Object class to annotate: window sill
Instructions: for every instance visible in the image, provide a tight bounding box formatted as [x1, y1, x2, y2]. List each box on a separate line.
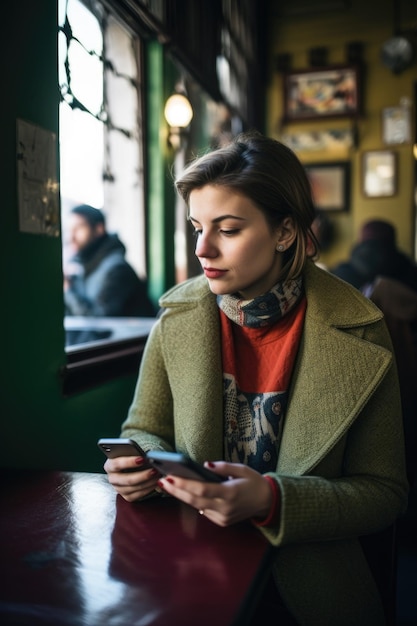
[61, 317, 156, 396]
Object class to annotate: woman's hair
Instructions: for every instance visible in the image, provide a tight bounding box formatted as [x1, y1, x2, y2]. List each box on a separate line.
[175, 130, 318, 280]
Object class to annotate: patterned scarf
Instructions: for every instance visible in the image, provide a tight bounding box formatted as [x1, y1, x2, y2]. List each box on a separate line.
[217, 277, 303, 328]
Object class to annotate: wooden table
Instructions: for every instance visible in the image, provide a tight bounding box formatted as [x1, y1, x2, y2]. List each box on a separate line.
[0, 469, 273, 626]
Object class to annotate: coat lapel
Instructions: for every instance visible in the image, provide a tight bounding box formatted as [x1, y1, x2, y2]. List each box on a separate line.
[278, 263, 393, 475]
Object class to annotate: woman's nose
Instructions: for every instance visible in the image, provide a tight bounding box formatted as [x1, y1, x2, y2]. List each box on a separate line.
[195, 232, 217, 259]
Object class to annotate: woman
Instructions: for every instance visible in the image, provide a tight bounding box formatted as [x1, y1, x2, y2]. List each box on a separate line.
[105, 131, 408, 625]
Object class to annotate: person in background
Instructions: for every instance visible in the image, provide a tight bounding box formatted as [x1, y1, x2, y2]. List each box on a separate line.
[331, 219, 417, 293]
[104, 132, 408, 626]
[64, 204, 156, 318]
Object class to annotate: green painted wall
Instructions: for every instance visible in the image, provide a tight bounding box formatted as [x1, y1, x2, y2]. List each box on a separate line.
[0, 1, 163, 473]
[266, 0, 417, 268]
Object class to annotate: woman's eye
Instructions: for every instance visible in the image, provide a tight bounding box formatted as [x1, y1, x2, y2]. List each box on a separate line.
[192, 228, 239, 237]
[221, 229, 239, 236]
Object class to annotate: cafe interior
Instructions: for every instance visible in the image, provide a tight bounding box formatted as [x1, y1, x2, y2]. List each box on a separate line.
[1, 0, 417, 624]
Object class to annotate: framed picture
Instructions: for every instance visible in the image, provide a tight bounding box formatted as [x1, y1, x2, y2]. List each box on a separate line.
[362, 150, 397, 198]
[281, 128, 355, 153]
[283, 65, 360, 122]
[305, 161, 350, 212]
[382, 106, 411, 145]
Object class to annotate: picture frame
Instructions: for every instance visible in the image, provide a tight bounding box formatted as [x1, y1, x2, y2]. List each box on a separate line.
[382, 106, 411, 145]
[283, 65, 360, 122]
[281, 128, 355, 153]
[362, 150, 397, 198]
[305, 161, 350, 212]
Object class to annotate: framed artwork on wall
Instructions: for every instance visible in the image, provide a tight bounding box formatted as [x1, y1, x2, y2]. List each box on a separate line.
[305, 161, 350, 212]
[382, 106, 411, 145]
[283, 65, 360, 122]
[362, 150, 397, 198]
[281, 128, 355, 153]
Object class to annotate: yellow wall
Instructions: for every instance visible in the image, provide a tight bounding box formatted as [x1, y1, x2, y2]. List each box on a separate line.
[266, 0, 417, 268]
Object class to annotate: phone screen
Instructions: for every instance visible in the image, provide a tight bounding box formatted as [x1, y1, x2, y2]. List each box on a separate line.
[147, 451, 226, 482]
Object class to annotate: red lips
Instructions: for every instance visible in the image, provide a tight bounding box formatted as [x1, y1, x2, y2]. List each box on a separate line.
[203, 268, 228, 279]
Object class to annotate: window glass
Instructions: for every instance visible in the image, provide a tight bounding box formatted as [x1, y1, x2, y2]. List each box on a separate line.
[59, 0, 104, 212]
[58, 0, 153, 350]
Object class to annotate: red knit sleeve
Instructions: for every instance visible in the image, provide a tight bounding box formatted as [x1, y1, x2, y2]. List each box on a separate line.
[251, 475, 281, 527]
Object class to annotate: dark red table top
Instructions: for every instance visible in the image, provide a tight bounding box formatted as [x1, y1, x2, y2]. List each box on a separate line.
[0, 469, 273, 626]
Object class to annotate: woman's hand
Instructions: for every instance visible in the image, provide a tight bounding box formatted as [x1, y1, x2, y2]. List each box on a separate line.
[156, 461, 274, 526]
[104, 455, 161, 502]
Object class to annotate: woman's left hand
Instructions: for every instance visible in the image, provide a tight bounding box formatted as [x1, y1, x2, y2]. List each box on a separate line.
[156, 461, 273, 526]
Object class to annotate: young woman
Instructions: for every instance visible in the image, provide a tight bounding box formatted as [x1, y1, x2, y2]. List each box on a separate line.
[104, 131, 408, 625]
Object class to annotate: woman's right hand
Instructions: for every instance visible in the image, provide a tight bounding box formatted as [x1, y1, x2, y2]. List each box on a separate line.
[104, 456, 161, 502]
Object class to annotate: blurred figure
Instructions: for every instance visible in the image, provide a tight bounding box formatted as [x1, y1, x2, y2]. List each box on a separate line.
[331, 219, 417, 292]
[64, 204, 156, 318]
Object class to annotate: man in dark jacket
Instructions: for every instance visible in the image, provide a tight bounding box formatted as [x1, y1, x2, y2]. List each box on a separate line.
[64, 204, 156, 318]
[331, 219, 417, 293]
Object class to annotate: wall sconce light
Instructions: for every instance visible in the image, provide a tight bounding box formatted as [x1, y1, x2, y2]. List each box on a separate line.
[164, 93, 193, 150]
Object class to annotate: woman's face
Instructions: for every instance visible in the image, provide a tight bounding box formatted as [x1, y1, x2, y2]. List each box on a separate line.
[189, 185, 292, 299]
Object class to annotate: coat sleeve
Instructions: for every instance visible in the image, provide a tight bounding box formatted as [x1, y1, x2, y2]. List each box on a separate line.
[120, 317, 176, 452]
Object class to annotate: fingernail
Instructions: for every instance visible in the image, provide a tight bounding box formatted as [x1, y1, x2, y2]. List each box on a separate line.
[165, 477, 175, 484]
[207, 461, 215, 468]
[149, 468, 159, 477]
[157, 480, 165, 489]
[135, 457, 145, 465]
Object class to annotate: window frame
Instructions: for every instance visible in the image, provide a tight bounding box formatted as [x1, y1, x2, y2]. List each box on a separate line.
[61, 330, 151, 396]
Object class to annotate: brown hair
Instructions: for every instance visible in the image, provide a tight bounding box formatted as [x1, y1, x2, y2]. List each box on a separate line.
[175, 130, 318, 280]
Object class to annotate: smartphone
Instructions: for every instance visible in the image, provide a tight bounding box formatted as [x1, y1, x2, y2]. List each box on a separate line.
[97, 438, 152, 471]
[147, 450, 227, 483]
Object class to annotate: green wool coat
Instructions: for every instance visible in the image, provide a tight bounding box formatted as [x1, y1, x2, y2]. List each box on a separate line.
[122, 261, 409, 626]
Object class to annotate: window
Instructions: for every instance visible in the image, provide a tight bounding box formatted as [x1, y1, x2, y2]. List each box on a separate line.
[58, 0, 154, 393]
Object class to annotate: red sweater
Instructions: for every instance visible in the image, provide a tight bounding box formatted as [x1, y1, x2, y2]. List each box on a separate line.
[220, 296, 307, 474]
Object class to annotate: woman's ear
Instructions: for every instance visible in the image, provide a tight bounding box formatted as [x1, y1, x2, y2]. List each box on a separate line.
[275, 217, 297, 252]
